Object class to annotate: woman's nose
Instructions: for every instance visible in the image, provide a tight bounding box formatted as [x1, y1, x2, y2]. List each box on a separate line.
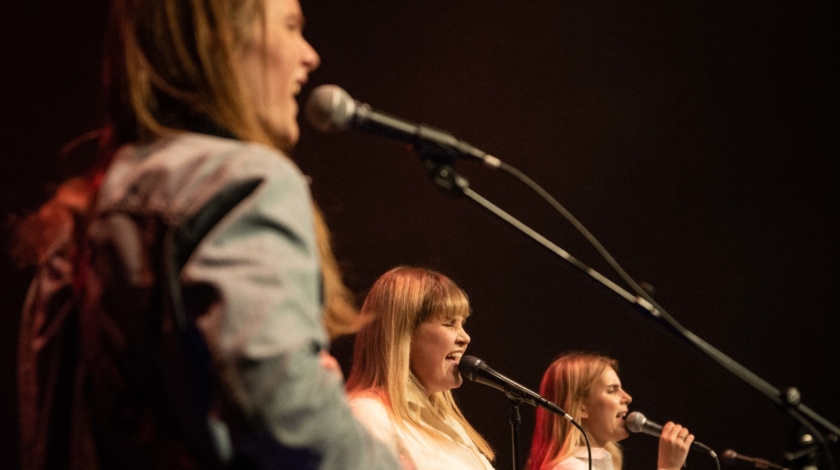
[303, 39, 320, 72]
[458, 328, 471, 346]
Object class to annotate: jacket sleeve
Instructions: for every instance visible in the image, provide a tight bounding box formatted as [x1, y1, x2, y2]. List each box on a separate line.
[178, 148, 401, 470]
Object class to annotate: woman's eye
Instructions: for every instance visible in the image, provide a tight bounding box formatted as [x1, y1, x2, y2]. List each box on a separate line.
[285, 20, 303, 33]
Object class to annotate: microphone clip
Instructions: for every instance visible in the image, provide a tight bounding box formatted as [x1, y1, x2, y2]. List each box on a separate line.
[424, 160, 470, 195]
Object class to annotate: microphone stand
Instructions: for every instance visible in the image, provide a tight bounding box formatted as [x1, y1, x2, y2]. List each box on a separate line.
[421, 158, 838, 470]
[510, 400, 523, 470]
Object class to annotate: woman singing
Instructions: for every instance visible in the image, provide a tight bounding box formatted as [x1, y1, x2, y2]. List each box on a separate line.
[528, 352, 692, 470]
[15, 0, 400, 468]
[346, 266, 496, 470]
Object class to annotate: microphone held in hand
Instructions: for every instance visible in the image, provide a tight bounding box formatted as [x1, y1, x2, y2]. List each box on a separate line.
[458, 355, 572, 420]
[625, 412, 716, 456]
[722, 449, 788, 470]
[304, 85, 499, 166]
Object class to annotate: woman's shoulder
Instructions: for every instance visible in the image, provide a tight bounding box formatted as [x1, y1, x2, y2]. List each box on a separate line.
[101, 132, 309, 218]
[111, 132, 302, 186]
[347, 392, 403, 453]
[164, 132, 302, 179]
[348, 392, 390, 418]
[544, 455, 593, 470]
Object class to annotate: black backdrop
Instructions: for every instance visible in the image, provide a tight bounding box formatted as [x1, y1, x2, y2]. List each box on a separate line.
[2, 1, 837, 469]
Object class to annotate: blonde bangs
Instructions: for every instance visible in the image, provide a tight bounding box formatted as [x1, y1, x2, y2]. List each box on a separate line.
[423, 279, 471, 323]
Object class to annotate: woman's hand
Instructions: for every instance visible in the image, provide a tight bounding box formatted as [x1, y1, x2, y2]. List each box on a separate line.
[657, 421, 693, 470]
[398, 453, 418, 470]
[318, 350, 343, 379]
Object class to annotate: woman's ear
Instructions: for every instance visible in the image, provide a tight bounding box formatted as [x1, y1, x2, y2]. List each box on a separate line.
[579, 404, 589, 419]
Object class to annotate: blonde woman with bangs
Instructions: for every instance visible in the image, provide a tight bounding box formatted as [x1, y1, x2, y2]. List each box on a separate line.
[15, 0, 401, 469]
[346, 266, 495, 470]
[527, 353, 692, 470]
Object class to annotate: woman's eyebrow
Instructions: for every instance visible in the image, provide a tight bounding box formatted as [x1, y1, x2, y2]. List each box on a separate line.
[285, 11, 306, 26]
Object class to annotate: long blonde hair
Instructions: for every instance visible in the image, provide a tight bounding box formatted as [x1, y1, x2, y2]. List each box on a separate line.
[14, 0, 363, 338]
[528, 352, 623, 470]
[103, 0, 271, 148]
[346, 266, 495, 461]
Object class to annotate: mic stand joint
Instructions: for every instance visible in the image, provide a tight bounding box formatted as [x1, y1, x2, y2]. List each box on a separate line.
[424, 160, 469, 194]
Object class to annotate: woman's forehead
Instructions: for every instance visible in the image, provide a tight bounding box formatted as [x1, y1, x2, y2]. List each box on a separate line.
[433, 309, 470, 321]
[596, 366, 620, 385]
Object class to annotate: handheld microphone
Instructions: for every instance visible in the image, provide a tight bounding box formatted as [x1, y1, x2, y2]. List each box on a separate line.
[304, 85, 499, 166]
[458, 355, 572, 420]
[625, 412, 716, 457]
[722, 449, 788, 470]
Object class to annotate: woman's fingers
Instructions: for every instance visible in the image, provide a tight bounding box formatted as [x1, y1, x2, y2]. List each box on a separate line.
[658, 422, 692, 470]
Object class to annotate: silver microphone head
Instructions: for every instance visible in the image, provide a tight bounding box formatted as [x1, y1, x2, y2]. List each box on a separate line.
[722, 450, 738, 465]
[624, 411, 647, 433]
[304, 84, 357, 133]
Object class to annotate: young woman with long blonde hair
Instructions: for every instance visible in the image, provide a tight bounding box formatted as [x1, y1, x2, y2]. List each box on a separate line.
[346, 266, 495, 470]
[528, 352, 692, 470]
[15, 1, 399, 468]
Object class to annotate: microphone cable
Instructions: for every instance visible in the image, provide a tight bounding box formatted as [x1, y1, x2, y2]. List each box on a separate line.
[480, 160, 835, 470]
[494, 160, 667, 322]
[579, 421, 593, 470]
[565, 420, 594, 470]
[303, 84, 837, 468]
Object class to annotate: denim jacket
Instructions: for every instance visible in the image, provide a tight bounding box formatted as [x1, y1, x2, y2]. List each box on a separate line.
[19, 132, 400, 469]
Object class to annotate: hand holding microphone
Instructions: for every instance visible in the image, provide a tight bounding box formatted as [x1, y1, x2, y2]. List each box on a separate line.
[625, 411, 716, 463]
[658, 421, 697, 470]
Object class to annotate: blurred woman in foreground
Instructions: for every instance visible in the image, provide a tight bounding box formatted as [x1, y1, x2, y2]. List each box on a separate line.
[15, 0, 399, 468]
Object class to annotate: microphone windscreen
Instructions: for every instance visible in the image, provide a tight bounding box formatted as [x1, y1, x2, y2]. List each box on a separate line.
[458, 355, 483, 381]
[304, 85, 356, 133]
[625, 411, 647, 433]
[722, 450, 737, 465]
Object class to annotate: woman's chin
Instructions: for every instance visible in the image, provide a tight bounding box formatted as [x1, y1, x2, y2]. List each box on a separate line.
[260, 115, 299, 150]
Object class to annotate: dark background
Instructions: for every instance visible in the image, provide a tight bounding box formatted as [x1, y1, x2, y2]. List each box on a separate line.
[2, 1, 837, 469]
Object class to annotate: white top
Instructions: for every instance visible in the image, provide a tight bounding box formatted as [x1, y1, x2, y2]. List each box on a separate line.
[547, 447, 615, 470]
[349, 396, 494, 470]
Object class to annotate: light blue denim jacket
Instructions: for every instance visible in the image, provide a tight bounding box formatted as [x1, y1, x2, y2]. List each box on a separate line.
[78, 132, 400, 469]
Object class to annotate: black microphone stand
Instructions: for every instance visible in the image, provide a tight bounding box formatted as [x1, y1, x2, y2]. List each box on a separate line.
[510, 399, 523, 470]
[424, 159, 589, 470]
[420, 157, 838, 470]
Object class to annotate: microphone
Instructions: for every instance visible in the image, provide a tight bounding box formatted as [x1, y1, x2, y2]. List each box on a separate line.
[458, 355, 572, 420]
[304, 85, 500, 167]
[625, 412, 716, 457]
[722, 449, 788, 470]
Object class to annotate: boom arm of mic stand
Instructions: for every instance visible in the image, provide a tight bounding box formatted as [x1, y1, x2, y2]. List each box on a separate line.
[422, 160, 839, 458]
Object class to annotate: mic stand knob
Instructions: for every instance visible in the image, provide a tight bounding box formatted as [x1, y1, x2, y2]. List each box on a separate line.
[424, 160, 470, 194]
[785, 427, 822, 470]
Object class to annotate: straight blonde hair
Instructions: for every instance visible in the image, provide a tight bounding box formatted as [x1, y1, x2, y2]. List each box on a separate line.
[528, 352, 623, 470]
[346, 266, 495, 461]
[103, 0, 271, 148]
